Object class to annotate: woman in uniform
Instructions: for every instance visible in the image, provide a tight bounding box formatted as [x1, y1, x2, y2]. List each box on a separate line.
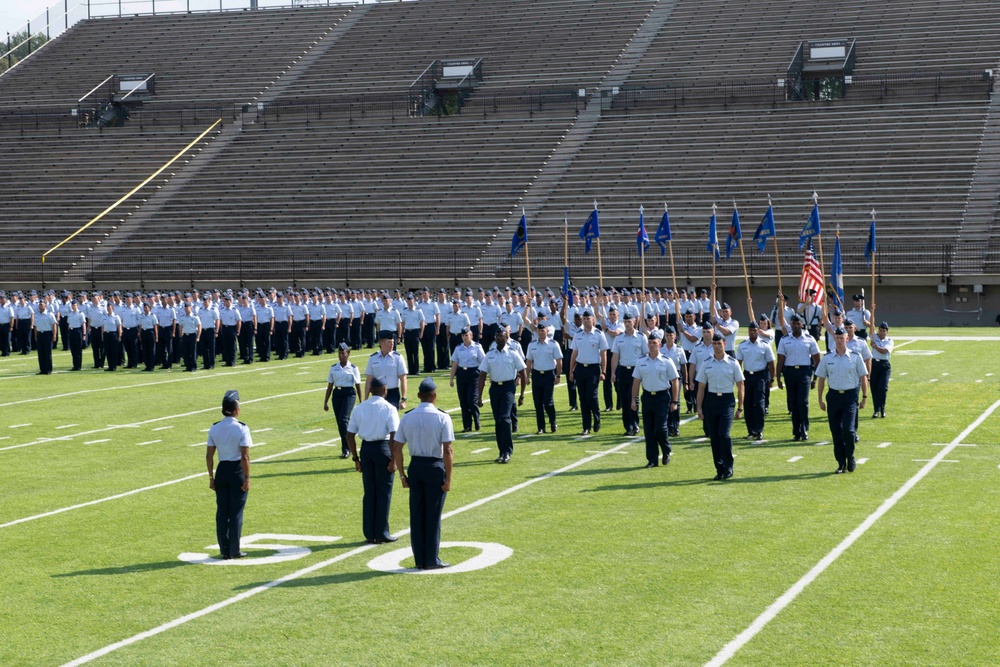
[324, 342, 363, 459]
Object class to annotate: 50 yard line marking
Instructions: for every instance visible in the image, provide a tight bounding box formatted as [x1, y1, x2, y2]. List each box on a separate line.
[704, 397, 1000, 667]
[61, 437, 633, 667]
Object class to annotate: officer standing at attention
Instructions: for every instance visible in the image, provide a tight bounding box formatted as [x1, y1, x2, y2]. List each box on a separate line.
[102, 303, 123, 372]
[218, 294, 242, 367]
[816, 327, 869, 473]
[610, 313, 645, 436]
[306, 291, 326, 356]
[736, 321, 775, 441]
[417, 287, 440, 374]
[14, 293, 35, 355]
[154, 295, 176, 369]
[66, 298, 87, 371]
[869, 322, 893, 418]
[630, 334, 681, 468]
[33, 300, 58, 375]
[525, 322, 563, 434]
[568, 309, 610, 436]
[477, 328, 527, 463]
[254, 292, 275, 363]
[236, 293, 257, 364]
[197, 295, 220, 370]
[434, 288, 451, 370]
[392, 378, 455, 570]
[660, 326, 688, 437]
[845, 294, 872, 339]
[272, 292, 292, 360]
[479, 290, 502, 344]
[138, 301, 158, 372]
[0, 291, 13, 357]
[86, 294, 103, 367]
[696, 334, 745, 480]
[375, 292, 404, 343]
[449, 327, 485, 433]
[365, 330, 408, 408]
[325, 343, 363, 459]
[443, 300, 472, 355]
[400, 292, 425, 375]
[206, 390, 252, 560]
[289, 291, 309, 358]
[178, 303, 202, 372]
[776, 314, 821, 441]
[346, 377, 400, 544]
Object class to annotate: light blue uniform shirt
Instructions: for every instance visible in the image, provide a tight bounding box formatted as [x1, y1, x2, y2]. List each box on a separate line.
[480, 303, 502, 327]
[571, 328, 609, 364]
[365, 351, 407, 388]
[178, 314, 200, 334]
[870, 334, 893, 361]
[307, 302, 325, 322]
[272, 303, 291, 322]
[67, 310, 87, 329]
[395, 402, 455, 458]
[499, 310, 523, 335]
[34, 310, 57, 331]
[661, 343, 687, 377]
[375, 307, 402, 332]
[633, 353, 679, 391]
[714, 316, 739, 352]
[0, 303, 12, 324]
[207, 416, 252, 462]
[119, 305, 140, 328]
[138, 312, 157, 330]
[197, 306, 219, 329]
[219, 305, 242, 327]
[526, 338, 563, 371]
[478, 344, 526, 381]
[696, 354, 745, 393]
[347, 395, 399, 441]
[461, 303, 483, 327]
[153, 305, 176, 327]
[444, 310, 472, 333]
[451, 342, 485, 369]
[846, 336, 872, 362]
[736, 338, 775, 372]
[328, 361, 361, 388]
[611, 330, 646, 368]
[417, 300, 440, 324]
[777, 332, 820, 366]
[102, 312, 122, 331]
[815, 349, 868, 390]
[401, 307, 425, 330]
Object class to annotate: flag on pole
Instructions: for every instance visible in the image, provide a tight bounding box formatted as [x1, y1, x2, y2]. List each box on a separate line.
[563, 266, 572, 306]
[798, 245, 824, 305]
[707, 210, 721, 262]
[726, 206, 742, 259]
[753, 205, 776, 254]
[799, 203, 821, 249]
[654, 209, 671, 255]
[864, 218, 877, 265]
[579, 202, 600, 254]
[511, 209, 527, 257]
[830, 236, 844, 307]
[637, 206, 650, 256]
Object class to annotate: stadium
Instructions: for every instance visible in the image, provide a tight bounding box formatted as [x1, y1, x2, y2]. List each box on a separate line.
[1, 1, 999, 665]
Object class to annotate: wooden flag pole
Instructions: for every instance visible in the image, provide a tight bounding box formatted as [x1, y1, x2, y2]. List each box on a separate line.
[870, 209, 877, 326]
[665, 203, 679, 297]
[596, 237, 604, 293]
[564, 214, 569, 270]
[735, 201, 753, 323]
[524, 235, 532, 298]
[769, 196, 783, 300]
[832, 227, 844, 313]
[812, 192, 829, 310]
[711, 203, 718, 288]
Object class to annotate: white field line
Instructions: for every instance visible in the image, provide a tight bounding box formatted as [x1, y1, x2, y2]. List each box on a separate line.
[0, 359, 323, 405]
[531, 449, 550, 456]
[703, 397, 1000, 667]
[55, 424, 79, 430]
[787, 456, 803, 463]
[0, 388, 327, 453]
[61, 439, 636, 667]
[152, 426, 174, 432]
[856, 458, 868, 465]
[877, 442, 892, 448]
[1, 402, 471, 530]
[136, 440, 162, 447]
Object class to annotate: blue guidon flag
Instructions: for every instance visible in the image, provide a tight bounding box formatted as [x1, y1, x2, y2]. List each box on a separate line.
[511, 209, 528, 257]
[726, 205, 742, 259]
[800, 196, 821, 249]
[654, 208, 672, 255]
[637, 206, 650, 256]
[753, 204, 776, 254]
[864, 215, 877, 266]
[579, 201, 600, 254]
[707, 208, 721, 262]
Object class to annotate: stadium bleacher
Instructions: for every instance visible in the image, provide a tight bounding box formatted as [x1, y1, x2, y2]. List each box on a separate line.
[0, 0, 998, 289]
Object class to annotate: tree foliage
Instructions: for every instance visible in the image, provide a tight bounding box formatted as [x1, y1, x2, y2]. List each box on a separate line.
[0, 31, 49, 73]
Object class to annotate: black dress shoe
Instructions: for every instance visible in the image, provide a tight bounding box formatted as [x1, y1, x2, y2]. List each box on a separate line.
[581, 429, 589, 436]
[339, 452, 350, 459]
[474, 423, 481, 431]
[569, 406, 578, 412]
[500, 454, 510, 463]
[880, 410, 886, 418]
[550, 424, 557, 432]
[645, 462, 658, 468]
[376, 536, 398, 543]
[662, 453, 671, 465]
[847, 458, 857, 472]
[713, 473, 723, 481]
[802, 432, 808, 440]
[722, 471, 733, 480]
[494, 456, 504, 464]
[593, 422, 600, 433]
[461, 428, 472, 433]
[835, 466, 846, 474]
[423, 562, 450, 570]
[232, 552, 248, 559]
[872, 412, 879, 419]
[536, 429, 545, 435]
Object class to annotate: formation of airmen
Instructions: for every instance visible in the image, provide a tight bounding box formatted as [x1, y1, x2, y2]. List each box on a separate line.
[2, 282, 891, 478]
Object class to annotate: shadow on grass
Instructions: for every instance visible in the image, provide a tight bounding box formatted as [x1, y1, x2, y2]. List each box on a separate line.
[53, 560, 190, 577]
[583, 470, 834, 492]
[237, 569, 392, 590]
[255, 456, 339, 465]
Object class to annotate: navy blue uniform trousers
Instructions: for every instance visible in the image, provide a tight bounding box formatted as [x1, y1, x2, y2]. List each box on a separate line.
[215, 460, 248, 558]
[641, 390, 671, 464]
[408, 456, 447, 569]
[455, 368, 480, 431]
[704, 392, 735, 475]
[743, 370, 768, 435]
[827, 389, 859, 467]
[361, 439, 394, 542]
[489, 380, 517, 457]
[531, 369, 556, 432]
[783, 366, 812, 437]
[331, 388, 356, 456]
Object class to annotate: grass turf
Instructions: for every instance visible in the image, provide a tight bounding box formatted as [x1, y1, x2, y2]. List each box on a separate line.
[0, 329, 997, 666]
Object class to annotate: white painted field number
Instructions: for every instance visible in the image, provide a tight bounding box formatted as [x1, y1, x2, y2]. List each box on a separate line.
[178, 533, 342, 566]
[366, 541, 513, 575]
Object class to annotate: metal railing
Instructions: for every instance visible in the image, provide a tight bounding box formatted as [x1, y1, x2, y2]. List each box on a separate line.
[3, 241, 995, 288]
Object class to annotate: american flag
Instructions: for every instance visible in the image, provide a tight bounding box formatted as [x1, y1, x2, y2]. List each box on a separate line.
[798, 247, 824, 305]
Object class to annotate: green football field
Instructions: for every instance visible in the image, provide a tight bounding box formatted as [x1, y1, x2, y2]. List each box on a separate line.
[1, 328, 997, 666]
